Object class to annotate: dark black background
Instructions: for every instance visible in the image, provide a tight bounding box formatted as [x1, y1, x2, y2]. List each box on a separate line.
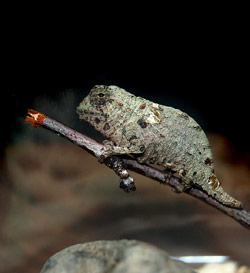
[2, 39, 249, 157]
[1, 0, 249, 159]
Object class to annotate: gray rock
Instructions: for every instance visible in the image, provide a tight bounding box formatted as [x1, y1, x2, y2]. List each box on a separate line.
[40, 240, 196, 273]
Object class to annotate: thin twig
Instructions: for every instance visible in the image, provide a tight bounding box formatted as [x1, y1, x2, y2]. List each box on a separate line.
[25, 109, 250, 230]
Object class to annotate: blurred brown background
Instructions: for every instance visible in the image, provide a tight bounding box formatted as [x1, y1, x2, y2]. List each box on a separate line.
[1, 68, 250, 272]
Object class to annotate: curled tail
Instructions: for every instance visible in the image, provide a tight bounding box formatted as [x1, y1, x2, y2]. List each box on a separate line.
[202, 175, 243, 209]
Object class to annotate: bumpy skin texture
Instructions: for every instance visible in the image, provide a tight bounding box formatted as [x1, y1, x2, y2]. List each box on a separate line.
[77, 85, 242, 208]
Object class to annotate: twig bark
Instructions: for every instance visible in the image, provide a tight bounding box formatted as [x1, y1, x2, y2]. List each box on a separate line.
[25, 109, 250, 230]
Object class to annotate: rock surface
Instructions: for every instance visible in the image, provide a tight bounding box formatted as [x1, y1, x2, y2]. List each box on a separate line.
[40, 240, 196, 273]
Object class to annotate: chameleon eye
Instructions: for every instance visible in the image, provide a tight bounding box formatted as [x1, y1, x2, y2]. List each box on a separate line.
[98, 93, 105, 98]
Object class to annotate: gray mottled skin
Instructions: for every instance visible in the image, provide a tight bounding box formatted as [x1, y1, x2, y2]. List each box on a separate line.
[77, 85, 242, 208]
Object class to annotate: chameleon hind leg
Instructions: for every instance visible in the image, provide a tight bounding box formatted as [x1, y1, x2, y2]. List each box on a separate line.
[163, 165, 192, 193]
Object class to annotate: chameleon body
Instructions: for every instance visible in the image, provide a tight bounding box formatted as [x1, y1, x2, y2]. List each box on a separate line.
[77, 85, 242, 208]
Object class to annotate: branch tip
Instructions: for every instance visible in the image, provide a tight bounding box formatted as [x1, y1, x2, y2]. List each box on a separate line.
[25, 109, 46, 127]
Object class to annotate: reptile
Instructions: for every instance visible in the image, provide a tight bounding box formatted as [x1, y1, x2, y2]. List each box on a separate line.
[76, 85, 243, 209]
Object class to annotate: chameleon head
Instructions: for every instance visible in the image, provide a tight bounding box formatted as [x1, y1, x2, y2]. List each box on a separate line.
[76, 85, 121, 133]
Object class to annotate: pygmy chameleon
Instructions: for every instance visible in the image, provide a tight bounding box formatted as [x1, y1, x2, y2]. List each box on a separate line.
[77, 85, 243, 209]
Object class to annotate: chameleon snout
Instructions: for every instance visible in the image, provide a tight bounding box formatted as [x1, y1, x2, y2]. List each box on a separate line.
[76, 105, 82, 114]
[76, 104, 86, 118]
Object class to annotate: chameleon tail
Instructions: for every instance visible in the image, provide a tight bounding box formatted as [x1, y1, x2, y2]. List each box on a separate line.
[203, 175, 243, 209]
[213, 184, 243, 208]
